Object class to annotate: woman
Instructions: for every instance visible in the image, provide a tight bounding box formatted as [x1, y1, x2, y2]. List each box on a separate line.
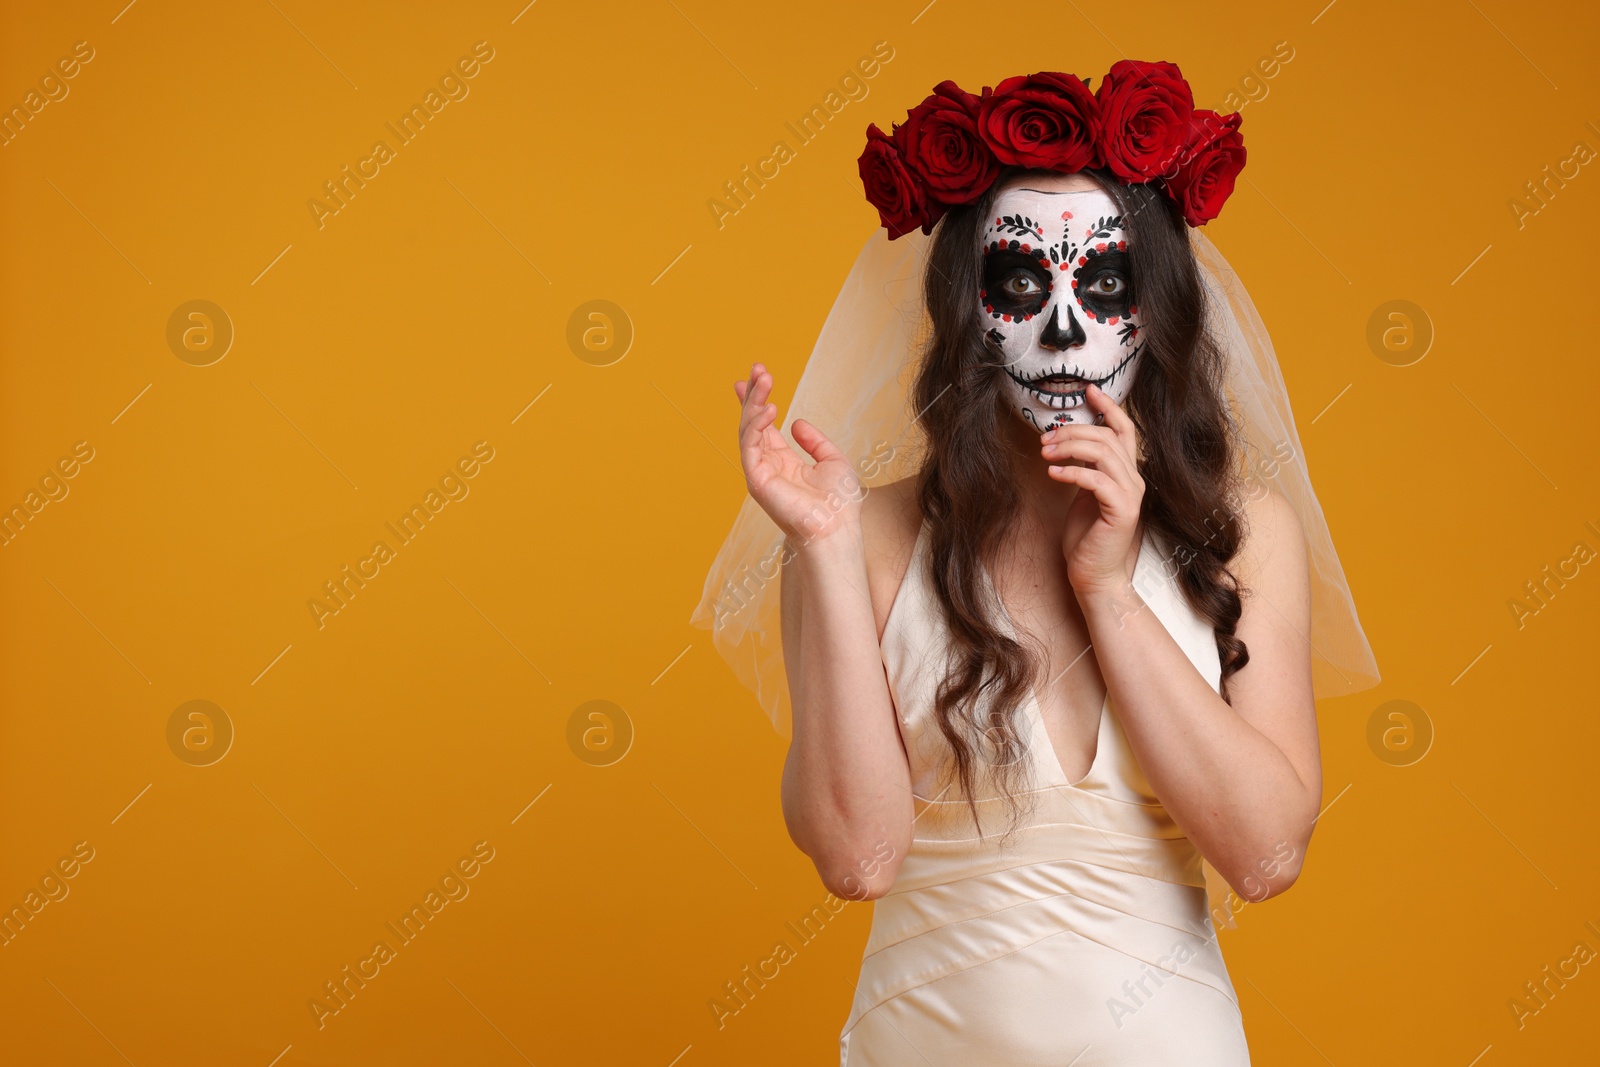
[701, 64, 1379, 1066]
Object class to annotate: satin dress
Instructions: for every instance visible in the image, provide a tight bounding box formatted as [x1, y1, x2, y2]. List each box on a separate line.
[839, 523, 1251, 1066]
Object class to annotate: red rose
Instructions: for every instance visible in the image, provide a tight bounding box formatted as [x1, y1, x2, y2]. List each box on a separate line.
[896, 81, 999, 206]
[977, 72, 1102, 171]
[858, 123, 943, 239]
[1165, 110, 1246, 226]
[1095, 59, 1195, 181]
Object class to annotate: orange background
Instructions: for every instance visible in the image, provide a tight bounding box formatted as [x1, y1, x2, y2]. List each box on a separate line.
[2, 1, 1597, 1063]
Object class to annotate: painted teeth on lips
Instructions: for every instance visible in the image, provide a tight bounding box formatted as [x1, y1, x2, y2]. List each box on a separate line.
[1035, 374, 1087, 395]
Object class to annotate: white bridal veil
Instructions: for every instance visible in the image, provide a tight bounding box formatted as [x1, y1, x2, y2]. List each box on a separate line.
[689, 220, 1381, 922]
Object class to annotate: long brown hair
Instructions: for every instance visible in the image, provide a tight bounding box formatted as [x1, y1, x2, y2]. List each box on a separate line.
[911, 166, 1249, 838]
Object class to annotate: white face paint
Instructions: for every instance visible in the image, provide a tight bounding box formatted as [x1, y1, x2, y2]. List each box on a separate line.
[978, 183, 1143, 433]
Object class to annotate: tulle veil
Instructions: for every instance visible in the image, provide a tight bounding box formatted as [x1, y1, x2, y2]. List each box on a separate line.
[690, 219, 1381, 926]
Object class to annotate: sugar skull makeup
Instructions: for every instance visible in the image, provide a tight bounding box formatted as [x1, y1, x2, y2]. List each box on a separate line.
[979, 183, 1143, 433]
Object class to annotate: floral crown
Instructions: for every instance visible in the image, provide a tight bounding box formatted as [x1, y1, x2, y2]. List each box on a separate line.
[857, 61, 1246, 239]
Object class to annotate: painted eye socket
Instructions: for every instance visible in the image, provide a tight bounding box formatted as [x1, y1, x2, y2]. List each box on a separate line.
[1072, 248, 1134, 321]
[982, 249, 1052, 317]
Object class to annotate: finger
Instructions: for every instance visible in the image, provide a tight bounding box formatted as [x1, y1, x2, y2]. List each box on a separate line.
[1041, 422, 1128, 465]
[1086, 383, 1140, 457]
[1045, 464, 1138, 519]
[748, 366, 774, 411]
[736, 366, 773, 439]
[742, 401, 779, 453]
[1041, 436, 1138, 489]
[1046, 458, 1132, 506]
[736, 367, 757, 424]
[1042, 438, 1132, 485]
[791, 419, 846, 465]
[1088, 383, 1139, 441]
[1040, 423, 1116, 446]
[736, 383, 756, 443]
[1046, 464, 1111, 492]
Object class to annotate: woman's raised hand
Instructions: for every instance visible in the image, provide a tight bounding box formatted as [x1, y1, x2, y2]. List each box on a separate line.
[1039, 383, 1147, 601]
[735, 363, 862, 544]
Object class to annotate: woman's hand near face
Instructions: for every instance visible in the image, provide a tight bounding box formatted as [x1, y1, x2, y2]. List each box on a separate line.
[1039, 383, 1147, 600]
[735, 363, 862, 545]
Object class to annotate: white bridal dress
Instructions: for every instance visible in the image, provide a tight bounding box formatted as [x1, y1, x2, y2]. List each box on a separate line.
[838, 522, 1251, 1066]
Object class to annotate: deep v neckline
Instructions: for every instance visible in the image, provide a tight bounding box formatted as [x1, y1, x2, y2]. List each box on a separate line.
[982, 528, 1152, 789]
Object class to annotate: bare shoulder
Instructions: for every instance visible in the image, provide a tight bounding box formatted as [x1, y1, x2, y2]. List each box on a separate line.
[1232, 485, 1308, 594]
[1229, 485, 1314, 709]
[860, 476, 923, 640]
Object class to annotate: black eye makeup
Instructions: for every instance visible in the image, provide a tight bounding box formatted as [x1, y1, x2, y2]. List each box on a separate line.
[981, 248, 1053, 320]
[1072, 249, 1135, 323]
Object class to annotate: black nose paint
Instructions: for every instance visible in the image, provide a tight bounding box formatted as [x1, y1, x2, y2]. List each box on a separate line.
[1039, 303, 1086, 350]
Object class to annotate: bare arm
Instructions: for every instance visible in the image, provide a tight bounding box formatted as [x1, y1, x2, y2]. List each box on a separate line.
[1041, 383, 1320, 902]
[1079, 487, 1320, 901]
[778, 525, 913, 900]
[734, 363, 912, 900]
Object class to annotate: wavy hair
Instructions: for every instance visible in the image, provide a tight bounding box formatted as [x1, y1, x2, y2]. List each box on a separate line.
[911, 166, 1250, 839]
